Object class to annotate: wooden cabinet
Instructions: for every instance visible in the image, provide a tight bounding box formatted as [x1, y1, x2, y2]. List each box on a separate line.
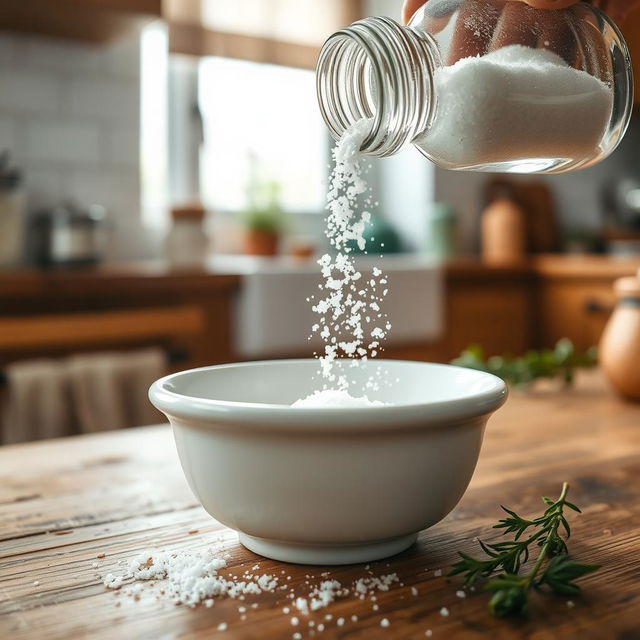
[536, 279, 616, 352]
[444, 262, 533, 359]
[0, 264, 240, 372]
[431, 256, 640, 362]
[0, 0, 162, 44]
[533, 256, 640, 352]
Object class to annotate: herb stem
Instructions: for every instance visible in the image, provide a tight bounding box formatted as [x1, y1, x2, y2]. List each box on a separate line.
[522, 482, 570, 588]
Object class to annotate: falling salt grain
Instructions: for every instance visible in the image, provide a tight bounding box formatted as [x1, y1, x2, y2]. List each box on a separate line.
[456, 590, 466, 599]
[217, 622, 227, 631]
[425, 631, 433, 637]
[411, 587, 419, 596]
[433, 569, 442, 577]
[567, 600, 575, 608]
[440, 607, 449, 617]
[291, 617, 299, 626]
[380, 618, 390, 627]
[337, 617, 345, 627]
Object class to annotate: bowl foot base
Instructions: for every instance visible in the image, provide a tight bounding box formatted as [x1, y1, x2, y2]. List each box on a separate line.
[238, 532, 418, 565]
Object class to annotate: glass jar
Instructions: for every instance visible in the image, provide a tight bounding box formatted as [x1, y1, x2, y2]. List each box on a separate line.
[165, 203, 210, 267]
[316, 0, 633, 174]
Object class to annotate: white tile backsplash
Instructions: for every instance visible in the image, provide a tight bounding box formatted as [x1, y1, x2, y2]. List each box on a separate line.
[0, 30, 142, 261]
[0, 115, 17, 154]
[65, 167, 140, 213]
[103, 35, 142, 80]
[0, 69, 61, 114]
[68, 77, 139, 122]
[22, 38, 102, 75]
[0, 32, 17, 64]
[24, 166, 65, 209]
[102, 126, 140, 167]
[25, 121, 102, 163]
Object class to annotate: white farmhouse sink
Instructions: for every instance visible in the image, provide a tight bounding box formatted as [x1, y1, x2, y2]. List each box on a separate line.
[209, 254, 443, 358]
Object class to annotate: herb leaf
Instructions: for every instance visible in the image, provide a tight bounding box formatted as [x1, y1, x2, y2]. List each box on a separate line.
[448, 483, 599, 617]
[452, 340, 597, 388]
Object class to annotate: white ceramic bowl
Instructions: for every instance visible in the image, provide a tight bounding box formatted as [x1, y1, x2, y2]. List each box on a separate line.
[149, 359, 507, 565]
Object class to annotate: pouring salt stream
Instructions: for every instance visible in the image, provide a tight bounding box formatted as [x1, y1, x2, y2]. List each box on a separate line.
[102, 0, 633, 629]
[293, 118, 392, 408]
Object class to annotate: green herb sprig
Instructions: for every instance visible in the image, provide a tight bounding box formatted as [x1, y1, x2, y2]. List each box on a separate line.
[449, 483, 600, 617]
[452, 339, 597, 388]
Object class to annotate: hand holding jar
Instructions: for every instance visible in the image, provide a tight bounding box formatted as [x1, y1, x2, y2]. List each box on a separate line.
[316, 0, 634, 173]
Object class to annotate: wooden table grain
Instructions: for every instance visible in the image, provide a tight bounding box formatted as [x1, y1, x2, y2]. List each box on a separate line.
[1, 372, 639, 640]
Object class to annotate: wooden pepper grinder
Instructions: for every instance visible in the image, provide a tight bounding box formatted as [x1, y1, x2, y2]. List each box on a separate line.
[481, 181, 527, 264]
[599, 270, 640, 401]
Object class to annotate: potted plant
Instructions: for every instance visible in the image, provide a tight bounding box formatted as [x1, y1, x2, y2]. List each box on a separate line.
[241, 178, 285, 257]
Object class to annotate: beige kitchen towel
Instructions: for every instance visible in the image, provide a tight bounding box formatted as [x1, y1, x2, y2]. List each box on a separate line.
[1, 359, 75, 445]
[67, 348, 166, 433]
[1, 348, 166, 444]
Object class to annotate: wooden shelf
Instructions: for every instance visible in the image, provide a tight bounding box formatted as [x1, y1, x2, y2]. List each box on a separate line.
[0, 0, 162, 44]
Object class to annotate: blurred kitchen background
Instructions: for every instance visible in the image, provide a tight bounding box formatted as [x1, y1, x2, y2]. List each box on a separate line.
[1, 0, 640, 444]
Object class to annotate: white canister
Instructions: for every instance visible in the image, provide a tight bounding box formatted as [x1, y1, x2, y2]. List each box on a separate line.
[165, 203, 210, 267]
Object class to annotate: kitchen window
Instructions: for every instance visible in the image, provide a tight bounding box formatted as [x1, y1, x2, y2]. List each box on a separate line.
[198, 57, 328, 215]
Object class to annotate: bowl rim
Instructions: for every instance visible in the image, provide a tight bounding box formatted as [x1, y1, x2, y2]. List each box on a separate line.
[149, 359, 508, 432]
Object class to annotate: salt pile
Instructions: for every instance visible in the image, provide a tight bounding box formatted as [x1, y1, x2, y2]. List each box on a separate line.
[292, 389, 385, 408]
[103, 549, 278, 607]
[419, 44, 612, 166]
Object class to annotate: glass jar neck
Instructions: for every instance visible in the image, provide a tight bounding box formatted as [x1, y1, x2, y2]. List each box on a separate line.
[316, 16, 440, 158]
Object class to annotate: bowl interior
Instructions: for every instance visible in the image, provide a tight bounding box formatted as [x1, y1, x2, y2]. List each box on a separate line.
[160, 359, 504, 407]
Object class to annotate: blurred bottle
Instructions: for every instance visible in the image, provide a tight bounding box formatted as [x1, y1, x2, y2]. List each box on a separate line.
[600, 270, 640, 401]
[481, 186, 527, 264]
[425, 202, 455, 260]
[0, 152, 25, 268]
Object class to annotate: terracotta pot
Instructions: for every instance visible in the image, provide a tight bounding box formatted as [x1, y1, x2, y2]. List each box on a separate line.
[599, 272, 640, 401]
[244, 230, 279, 257]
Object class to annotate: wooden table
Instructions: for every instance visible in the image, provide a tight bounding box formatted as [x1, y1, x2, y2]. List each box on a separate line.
[1, 372, 639, 639]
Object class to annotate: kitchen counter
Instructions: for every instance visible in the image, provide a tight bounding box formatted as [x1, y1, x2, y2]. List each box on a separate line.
[1, 254, 638, 296]
[445, 254, 640, 280]
[0, 262, 241, 299]
[1, 254, 639, 364]
[1, 371, 639, 639]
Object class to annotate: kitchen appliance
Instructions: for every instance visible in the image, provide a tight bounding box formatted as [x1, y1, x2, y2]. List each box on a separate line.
[0, 151, 25, 268]
[29, 202, 108, 266]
